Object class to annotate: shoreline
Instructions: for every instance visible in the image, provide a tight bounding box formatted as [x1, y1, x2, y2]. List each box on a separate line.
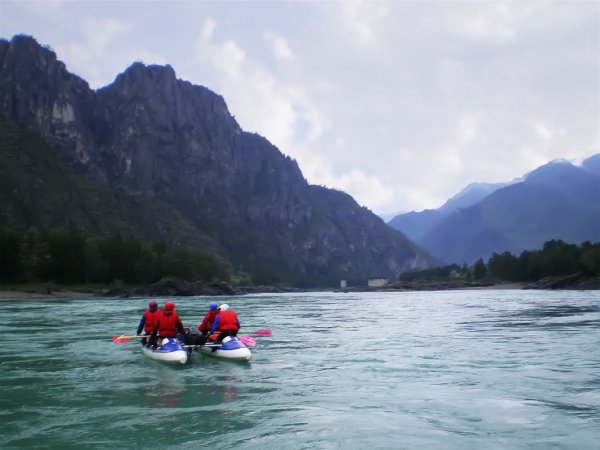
[0, 290, 100, 300]
[0, 282, 590, 301]
[2, 275, 597, 300]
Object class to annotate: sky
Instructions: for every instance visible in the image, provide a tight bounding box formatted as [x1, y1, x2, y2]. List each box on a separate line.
[1, 0, 599, 216]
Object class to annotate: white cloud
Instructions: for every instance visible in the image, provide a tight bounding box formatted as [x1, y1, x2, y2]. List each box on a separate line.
[338, 0, 389, 46]
[3, 1, 597, 215]
[193, 21, 297, 152]
[457, 114, 478, 144]
[201, 17, 216, 41]
[321, 169, 394, 212]
[192, 18, 331, 180]
[53, 17, 166, 88]
[533, 123, 553, 141]
[264, 31, 295, 61]
[449, 3, 520, 43]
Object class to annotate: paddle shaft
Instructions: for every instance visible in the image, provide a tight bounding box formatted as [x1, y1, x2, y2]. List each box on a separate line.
[182, 344, 221, 348]
[114, 328, 270, 344]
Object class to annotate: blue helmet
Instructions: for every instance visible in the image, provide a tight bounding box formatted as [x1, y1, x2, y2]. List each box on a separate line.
[209, 302, 218, 310]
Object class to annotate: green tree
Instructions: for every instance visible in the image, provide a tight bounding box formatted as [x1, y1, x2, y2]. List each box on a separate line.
[162, 247, 227, 281]
[163, 248, 200, 280]
[151, 241, 167, 278]
[539, 240, 579, 277]
[134, 247, 160, 283]
[84, 238, 110, 283]
[0, 228, 22, 282]
[579, 241, 600, 276]
[517, 250, 540, 281]
[100, 235, 141, 283]
[473, 258, 487, 280]
[488, 252, 517, 280]
[43, 228, 86, 284]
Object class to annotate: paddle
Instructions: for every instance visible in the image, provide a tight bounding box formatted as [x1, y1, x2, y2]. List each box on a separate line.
[183, 344, 221, 348]
[238, 335, 257, 347]
[112, 334, 146, 344]
[237, 329, 271, 347]
[113, 329, 270, 345]
[253, 329, 272, 336]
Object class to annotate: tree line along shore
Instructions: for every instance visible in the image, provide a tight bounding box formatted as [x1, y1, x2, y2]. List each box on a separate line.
[1, 226, 599, 299]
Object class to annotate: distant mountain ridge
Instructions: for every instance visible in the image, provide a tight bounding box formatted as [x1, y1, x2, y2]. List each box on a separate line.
[0, 34, 433, 286]
[581, 153, 600, 174]
[388, 181, 510, 242]
[389, 157, 600, 264]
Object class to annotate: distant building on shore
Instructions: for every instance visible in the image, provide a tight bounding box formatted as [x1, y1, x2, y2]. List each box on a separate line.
[368, 278, 389, 288]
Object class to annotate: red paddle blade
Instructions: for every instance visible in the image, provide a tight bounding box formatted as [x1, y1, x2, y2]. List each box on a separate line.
[238, 335, 257, 347]
[254, 329, 272, 336]
[112, 335, 133, 344]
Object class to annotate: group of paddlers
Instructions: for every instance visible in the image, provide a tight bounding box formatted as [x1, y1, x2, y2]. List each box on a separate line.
[136, 300, 240, 348]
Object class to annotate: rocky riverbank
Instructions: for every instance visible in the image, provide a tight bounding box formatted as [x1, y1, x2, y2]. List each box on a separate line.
[337, 274, 600, 293]
[2, 274, 598, 301]
[337, 280, 506, 293]
[522, 273, 600, 290]
[99, 278, 305, 298]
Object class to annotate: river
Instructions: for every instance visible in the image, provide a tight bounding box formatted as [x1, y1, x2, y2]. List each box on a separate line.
[1, 290, 599, 449]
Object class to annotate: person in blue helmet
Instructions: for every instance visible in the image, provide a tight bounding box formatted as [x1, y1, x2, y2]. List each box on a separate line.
[185, 302, 220, 346]
[208, 303, 240, 352]
[198, 302, 220, 337]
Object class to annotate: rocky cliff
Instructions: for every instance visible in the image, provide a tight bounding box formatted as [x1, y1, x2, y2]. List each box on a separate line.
[0, 34, 432, 286]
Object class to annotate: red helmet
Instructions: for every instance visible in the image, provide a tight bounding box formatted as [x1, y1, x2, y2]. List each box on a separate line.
[148, 300, 158, 308]
[164, 301, 175, 311]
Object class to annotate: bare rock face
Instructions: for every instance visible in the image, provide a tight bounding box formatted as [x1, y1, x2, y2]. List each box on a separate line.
[0, 35, 97, 170]
[0, 34, 433, 285]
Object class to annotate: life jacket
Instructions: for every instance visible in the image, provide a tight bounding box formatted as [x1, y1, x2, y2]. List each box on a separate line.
[198, 310, 219, 332]
[143, 309, 161, 334]
[158, 311, 181, 337]
[217, 310, 239, 332]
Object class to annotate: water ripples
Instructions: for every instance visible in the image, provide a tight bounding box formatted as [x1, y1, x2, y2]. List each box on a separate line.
[0, 290, 599, 448]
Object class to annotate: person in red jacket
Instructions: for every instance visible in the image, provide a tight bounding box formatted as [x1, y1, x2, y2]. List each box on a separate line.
[136, 300, 161, 345]
[184, 302, 219, 346]
[198, 302, 220, 336]
[150, 301, 185, 347]
[209, 303, 240, 344]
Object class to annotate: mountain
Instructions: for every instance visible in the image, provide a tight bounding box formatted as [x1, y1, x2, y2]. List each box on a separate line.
[581, 153, 600, 175]
[0, 34, 433, 286]
[412, 157, 600, 264]
[378, 212, 404, 223]
[388, 182, 509, 242]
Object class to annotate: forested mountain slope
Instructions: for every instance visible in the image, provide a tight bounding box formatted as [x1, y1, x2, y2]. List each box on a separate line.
[417, 158, 600, 264]
[0, 35, 433, 286]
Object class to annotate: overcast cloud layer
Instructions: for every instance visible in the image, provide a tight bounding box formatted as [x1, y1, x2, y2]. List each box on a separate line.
[2, 0, 599, 215]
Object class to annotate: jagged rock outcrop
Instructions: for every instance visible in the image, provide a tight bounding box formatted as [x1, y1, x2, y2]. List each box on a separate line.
[523, 273, 585, 290]
[0, 34, 433, 285]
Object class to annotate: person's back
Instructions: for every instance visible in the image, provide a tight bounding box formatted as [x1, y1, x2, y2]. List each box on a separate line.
[137, 300, 162, 344]
[154, 301, 185, 340]
[217, 309, 239, 331]
[210, 304, 240, 344]
[198, 302, 219, 334]
[187, 301, 221, 346]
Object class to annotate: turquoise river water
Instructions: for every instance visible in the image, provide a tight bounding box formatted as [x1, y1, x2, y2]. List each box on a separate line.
[0, 290, 599, 449]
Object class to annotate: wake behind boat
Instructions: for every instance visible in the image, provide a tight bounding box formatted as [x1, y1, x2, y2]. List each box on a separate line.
[141, 337, 188, 364]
